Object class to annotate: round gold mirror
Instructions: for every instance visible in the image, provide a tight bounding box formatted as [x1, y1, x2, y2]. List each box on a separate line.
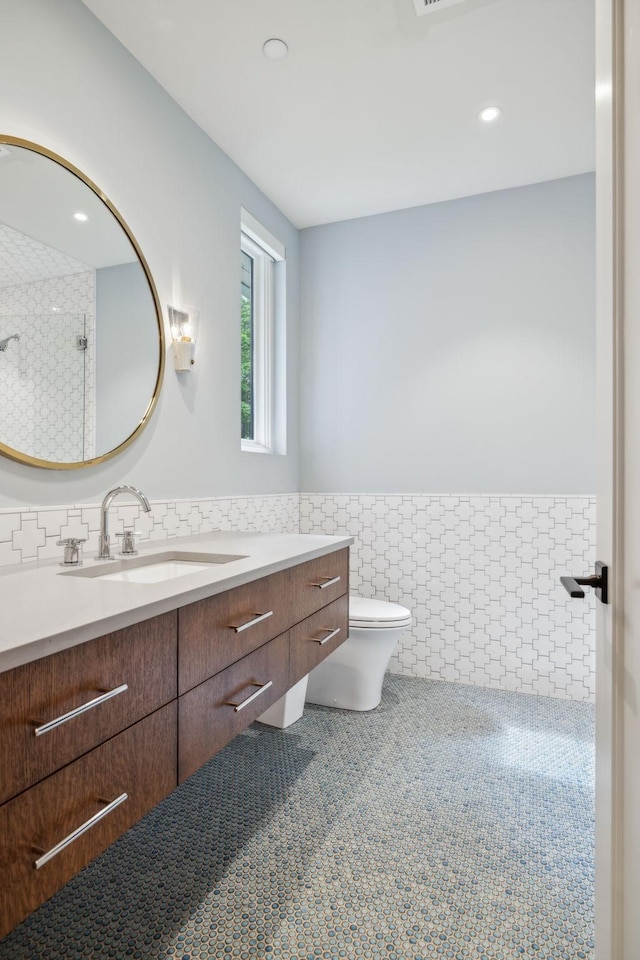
[0, 136, 164, 469]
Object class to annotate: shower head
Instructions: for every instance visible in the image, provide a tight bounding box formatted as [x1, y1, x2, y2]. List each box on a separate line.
[0, 333, 19, 352]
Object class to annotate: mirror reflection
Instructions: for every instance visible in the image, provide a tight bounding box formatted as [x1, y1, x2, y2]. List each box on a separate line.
[0, 139, 163, 468]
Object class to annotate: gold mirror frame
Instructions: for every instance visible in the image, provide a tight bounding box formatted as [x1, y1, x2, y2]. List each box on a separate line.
[0, 136, 165, 470]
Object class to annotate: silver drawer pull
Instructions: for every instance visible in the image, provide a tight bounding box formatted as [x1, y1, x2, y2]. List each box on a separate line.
[313, 627, 341, 646]
[34, 793, 128, 870]
[230, 610, 273, 634]
[310, 575, 341, 590]
[33, 684, 129, 738]
[224, 680, 273, 712]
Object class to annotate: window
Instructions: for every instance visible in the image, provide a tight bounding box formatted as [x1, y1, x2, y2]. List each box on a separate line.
[240, 209, 285, 453]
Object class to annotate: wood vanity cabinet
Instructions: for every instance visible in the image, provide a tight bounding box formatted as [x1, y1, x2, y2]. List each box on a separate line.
[0, 612, 178, 940]
[178, 568, 291, 694]
[0, 546, 349, 940]
[177, 548, 349, 695]
[0, 612, 178, 806]
[289, 594, 349, 686]
[176, 549, 349, 781]
[285, 549, 349, 624]
[178, 630, 291, 782]
[0, 703, 177, 938]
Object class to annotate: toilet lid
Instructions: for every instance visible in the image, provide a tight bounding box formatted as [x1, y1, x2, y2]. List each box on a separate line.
[349, 595, 412, 629]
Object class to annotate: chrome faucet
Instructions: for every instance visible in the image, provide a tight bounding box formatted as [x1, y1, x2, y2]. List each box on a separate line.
[97, 485, 151, 559]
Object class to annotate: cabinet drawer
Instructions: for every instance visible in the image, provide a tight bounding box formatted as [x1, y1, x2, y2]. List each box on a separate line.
[290, 595, 349, 687]
[0, 701, 177, 940]
[178, 569, 290, 694]
[287, 549, 349, 625]
[178, 630, 290, 783]
[0, 612, 177, 805]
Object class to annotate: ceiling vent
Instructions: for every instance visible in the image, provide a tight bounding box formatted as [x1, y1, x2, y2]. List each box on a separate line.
[413, 0, 473, 14]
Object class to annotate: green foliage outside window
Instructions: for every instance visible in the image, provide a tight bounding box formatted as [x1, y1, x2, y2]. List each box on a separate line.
[241, 294, 253, 439]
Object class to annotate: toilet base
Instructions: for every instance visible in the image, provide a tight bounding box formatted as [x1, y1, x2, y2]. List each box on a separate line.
[306, 662, 382, 711]
[305, 625, 405, 712]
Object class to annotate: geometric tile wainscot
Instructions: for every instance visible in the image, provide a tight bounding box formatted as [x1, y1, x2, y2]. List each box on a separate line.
[0, 491, 595, 703]
[0, 493, 300, 568]
[301, 494, 596, 703]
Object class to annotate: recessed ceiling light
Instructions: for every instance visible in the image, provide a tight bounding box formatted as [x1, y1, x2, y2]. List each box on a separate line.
[73, 211, 88, 222]
[263, 38, 288, 61]
[478, 106, 502, 124]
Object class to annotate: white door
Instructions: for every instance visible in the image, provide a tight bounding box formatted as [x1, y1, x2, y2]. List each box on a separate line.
[594, 0, 639, 955]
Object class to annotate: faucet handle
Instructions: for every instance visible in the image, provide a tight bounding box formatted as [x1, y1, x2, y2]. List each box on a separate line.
[57, 537, 87, 566]
[116, 529, 141, 555]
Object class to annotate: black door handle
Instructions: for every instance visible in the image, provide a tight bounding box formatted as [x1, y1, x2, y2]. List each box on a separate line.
[560, 561, 608, 604]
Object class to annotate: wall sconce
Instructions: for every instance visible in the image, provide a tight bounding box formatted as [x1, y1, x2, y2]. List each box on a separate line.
[168, 306, 199, 371]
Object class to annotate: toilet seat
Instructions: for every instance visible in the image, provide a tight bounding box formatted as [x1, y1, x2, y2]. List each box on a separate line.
[349, 595, 412, 630]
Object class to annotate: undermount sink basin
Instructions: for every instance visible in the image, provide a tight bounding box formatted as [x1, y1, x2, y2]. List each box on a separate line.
[62, 550, 247, 584]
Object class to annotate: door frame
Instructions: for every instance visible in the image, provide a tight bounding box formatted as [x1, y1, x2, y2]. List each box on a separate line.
[594, 0, 627, 954]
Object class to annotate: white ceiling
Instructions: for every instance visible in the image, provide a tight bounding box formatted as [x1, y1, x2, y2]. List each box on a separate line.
[81, 0, 595, 229]
[0, 144, 137, 268]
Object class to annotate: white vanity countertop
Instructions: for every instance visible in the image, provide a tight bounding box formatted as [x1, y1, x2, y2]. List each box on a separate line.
[0, 531, 353, 673]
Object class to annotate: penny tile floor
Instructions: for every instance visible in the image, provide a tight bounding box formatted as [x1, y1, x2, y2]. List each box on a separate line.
[0, 675, 594, 959]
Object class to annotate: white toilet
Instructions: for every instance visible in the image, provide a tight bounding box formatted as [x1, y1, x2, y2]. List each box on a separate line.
[305, 595, 412, 711]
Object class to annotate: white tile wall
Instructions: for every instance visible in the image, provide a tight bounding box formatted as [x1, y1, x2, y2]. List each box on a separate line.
[0, 268, 96, 462]
[300, 494, 596, 703]
[0, 490, 595, 702]
[0, 493, 300, 568]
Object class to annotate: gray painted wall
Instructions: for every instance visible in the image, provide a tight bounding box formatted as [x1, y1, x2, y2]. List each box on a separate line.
[0, 0, 299, 507]
[0, 0, 596, 506]
[299, 174, 595, 494]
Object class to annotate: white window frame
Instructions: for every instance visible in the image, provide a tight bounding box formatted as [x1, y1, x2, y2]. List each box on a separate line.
[240, 208, 285, 454]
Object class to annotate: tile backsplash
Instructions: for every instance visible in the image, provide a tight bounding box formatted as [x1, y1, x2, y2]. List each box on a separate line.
[0, 493, 300, 568]
[1, 490, 595, 702]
